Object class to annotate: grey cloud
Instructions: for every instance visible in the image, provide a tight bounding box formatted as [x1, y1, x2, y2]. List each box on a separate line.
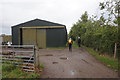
[1, 0, 104, 35]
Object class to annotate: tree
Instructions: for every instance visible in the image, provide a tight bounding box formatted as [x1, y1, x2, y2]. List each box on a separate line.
[69, 11, 89, 41]
[99, 0, 119, 57]
[81, 11, 88, 23]
[99, 0, 119, 25]
[69, 8, 118, 56]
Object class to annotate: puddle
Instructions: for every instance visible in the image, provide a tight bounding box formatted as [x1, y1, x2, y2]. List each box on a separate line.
[41, 54, 53, 56]
[79, 70, 82, 72]
[60, 57, 68, 60]
[52, 62, 58, 64]
[71, 71, 75, 75]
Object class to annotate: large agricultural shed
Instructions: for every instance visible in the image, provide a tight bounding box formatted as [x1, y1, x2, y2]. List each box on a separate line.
[11, 19, 67, 48]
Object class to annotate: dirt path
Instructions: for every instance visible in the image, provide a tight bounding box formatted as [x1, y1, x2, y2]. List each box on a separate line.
[39, 47, 118, 78]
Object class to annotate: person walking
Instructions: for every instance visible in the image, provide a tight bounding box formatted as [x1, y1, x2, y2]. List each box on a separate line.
[78, 37, 81, 47]
[68, 38, 72, 51]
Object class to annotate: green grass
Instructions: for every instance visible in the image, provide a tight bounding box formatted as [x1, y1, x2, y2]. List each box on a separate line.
[39, 63, 44, 69]
[72, 41, 79, 49]
[46, 41, 79, 49]
[46, 47, 67, 49]
[2, 63, 43, 78]
[82, 46, 119, 71]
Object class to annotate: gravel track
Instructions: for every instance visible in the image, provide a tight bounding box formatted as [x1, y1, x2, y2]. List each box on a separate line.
[39, 47, 118, 78]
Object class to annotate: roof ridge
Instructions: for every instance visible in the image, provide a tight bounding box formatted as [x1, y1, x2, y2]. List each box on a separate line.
[37, 19, 65, 26]
[11, 19, 65, 28]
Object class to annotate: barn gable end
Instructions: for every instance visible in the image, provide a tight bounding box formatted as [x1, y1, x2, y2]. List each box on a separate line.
[11, 19, 67, 48]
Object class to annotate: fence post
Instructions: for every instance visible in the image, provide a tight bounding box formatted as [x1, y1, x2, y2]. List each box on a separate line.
[114, 43, 117, 58]
[33, 46, 36, 72]
[36, 46, 40, 69]
[35, 45, 40, 72]
[34, 46, 37, 72]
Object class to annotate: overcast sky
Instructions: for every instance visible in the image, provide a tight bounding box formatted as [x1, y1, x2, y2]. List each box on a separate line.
[0, 0, 104, 35]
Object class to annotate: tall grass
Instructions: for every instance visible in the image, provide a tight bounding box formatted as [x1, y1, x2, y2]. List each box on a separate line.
[82, 46, 119, 71]
[2, 63, 43, 78]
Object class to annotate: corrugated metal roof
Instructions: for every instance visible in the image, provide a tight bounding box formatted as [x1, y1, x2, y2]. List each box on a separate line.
[12, 19, 65, 28]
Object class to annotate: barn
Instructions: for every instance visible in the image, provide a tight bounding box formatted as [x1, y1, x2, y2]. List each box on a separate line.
[11, 19, 67, 48]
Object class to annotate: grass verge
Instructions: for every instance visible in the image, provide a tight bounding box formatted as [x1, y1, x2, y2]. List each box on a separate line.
[2, 63, 44, 78]
[82, 45, 119, 71]
[46, 47, 67, 49]
[72, 41, 79, 49]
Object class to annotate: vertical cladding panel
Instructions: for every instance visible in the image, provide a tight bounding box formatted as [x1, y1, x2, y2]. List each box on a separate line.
[46, 28, 66, 47]
[22, 28, 36, 45]
[37, 29, 46, 48]
[19, 28, 23, 45]
[12, 27, 19, 45]
[64, 27, 68, 43]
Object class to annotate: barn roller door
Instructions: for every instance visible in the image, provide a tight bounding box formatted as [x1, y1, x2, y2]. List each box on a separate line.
[37, 29, 46, 48]
[22, 28, 46, 48]
[22, 28, 36, 45]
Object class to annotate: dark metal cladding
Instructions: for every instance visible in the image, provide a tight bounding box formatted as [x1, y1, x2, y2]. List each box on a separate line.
[46, 28, 67, 47]
[11, 19, 67, 48]
[12, 27, 19, 45]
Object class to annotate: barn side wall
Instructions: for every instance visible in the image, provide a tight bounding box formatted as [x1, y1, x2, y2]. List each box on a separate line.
[46, 28, 67, 47]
